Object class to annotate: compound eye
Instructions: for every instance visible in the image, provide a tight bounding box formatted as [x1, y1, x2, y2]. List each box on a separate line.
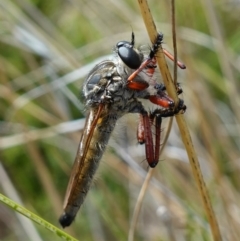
[116, 41, 142, 69]
[116, 41, 129, 48]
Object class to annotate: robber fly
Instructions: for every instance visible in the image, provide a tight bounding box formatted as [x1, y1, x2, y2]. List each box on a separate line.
[59, 32, 186, 227]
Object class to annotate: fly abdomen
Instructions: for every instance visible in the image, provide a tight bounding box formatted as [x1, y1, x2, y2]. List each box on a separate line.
[59, 108, 118, 227]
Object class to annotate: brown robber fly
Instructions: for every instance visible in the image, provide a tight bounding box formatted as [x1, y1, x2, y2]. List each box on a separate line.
[59, 32, 186, 227]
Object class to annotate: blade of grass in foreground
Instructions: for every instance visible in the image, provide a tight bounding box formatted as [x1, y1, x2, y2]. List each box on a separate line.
[0, 193, 79, 241]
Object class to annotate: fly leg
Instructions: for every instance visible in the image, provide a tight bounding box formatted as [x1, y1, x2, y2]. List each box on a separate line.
[137, 113, 145, 144]
[152, 114, 162, 164]
[137, 111, 162, 168]
[137, 97, 186, 168]
[148, 80, 185, 109]
[151, 98, 186, 118]
[137, 111, 156, 167]
[148, 98, 186, 168]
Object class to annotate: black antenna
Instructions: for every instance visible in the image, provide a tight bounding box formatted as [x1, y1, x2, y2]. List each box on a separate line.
[131, 31, 135, 46]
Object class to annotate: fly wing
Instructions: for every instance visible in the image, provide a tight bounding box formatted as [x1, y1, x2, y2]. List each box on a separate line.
[59, 104, 104, 227]
[59, 59, 120, 227]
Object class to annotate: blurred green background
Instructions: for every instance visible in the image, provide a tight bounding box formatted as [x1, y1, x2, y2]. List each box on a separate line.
[0, 0, 240, 240]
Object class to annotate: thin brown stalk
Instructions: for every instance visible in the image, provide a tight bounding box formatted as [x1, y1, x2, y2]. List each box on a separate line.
[128, 168, 154, 241]
[171, 0, 177, 85]
[137, 0, 222, 240]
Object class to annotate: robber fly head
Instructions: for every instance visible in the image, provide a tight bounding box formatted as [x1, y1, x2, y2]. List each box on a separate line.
[116, 32, 143, 69]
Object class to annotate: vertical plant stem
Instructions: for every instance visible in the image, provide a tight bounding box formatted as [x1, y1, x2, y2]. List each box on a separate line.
[137, 0, 222, 240]
[170, 0, 177, 85]
[128, 168, 154, 241]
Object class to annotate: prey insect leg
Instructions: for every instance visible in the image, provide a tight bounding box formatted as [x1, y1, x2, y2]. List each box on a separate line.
[127, 32, 186, 85]
[127, 33, 163, 84]
[162, 49, 186, 69]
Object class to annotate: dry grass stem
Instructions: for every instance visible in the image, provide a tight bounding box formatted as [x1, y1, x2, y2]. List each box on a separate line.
[137, 0, 222, 240]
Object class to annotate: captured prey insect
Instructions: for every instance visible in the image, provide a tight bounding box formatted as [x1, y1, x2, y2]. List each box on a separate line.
[59, 32, 186, 228]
